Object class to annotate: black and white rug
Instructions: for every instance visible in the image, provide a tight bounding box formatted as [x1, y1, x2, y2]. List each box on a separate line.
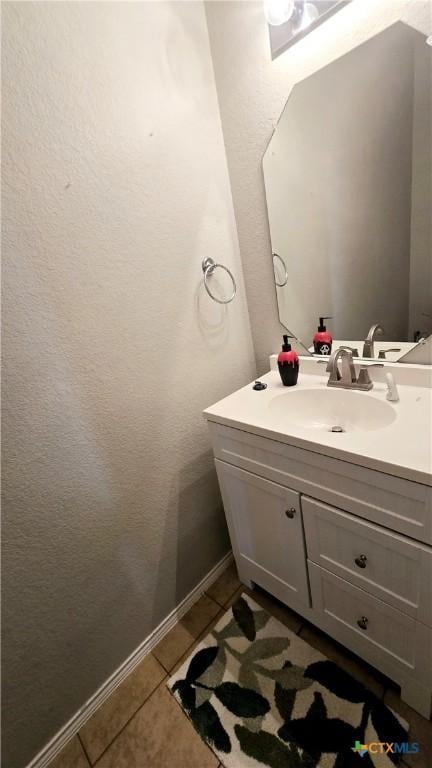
[168, 594, 409, 767]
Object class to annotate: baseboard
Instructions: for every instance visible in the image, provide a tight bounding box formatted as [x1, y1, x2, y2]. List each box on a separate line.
[26, 551, 233, 768]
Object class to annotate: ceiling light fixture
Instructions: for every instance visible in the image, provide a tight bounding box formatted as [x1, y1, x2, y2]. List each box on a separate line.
[266, 0, 350, 59]
[264, 0, 295, 27]
[295, 2, 319, 31]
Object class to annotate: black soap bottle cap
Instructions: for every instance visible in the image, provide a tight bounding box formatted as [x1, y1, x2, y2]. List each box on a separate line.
[318, 316, 332, 332]
[282, 334, 292, 351]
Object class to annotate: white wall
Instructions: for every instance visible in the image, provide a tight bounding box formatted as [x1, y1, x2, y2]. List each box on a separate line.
[2, 3, 255, 766]
[205, 0, 432, 373]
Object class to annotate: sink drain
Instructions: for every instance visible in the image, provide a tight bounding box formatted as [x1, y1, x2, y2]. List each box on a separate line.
[330, 425, 345, 433]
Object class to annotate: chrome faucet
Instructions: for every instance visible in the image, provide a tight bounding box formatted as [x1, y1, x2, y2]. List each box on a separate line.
[363, 323, 385, 358]
[326, 347, 378, 391]
[326, 347, 356, 387]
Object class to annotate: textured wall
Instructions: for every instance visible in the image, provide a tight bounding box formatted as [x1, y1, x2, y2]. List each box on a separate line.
[205, 0, 432, 374]
[2, 3, 255, 766]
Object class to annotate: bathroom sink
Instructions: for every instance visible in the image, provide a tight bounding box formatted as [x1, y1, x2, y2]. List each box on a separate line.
[204, 363, 432, 484]
[268, 388, 397, 433]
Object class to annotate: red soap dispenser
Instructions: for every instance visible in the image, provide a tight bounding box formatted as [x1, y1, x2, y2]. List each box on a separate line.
[277, 335, 299, 387]
[313, 317, 333, 355]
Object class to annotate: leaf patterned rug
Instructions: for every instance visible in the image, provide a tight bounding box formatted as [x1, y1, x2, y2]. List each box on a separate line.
[168, 594, 409, 768]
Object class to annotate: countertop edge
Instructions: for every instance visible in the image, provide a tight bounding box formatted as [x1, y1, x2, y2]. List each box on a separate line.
[203, 411, 432, 488]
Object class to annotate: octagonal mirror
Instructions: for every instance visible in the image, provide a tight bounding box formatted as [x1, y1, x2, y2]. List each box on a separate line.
[263, 22, 432, 363]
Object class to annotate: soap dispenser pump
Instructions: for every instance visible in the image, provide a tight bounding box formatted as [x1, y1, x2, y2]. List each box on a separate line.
[277, 335, 299, 387]
[313, 317, 333, 355]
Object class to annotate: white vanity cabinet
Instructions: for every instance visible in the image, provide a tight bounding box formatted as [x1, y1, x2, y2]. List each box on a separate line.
[208, 420, 432, 719]
[214, 460, 310, 612]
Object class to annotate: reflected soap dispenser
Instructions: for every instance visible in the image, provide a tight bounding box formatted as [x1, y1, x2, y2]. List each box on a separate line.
[313, 317, 333, 355]
[277, 335, 299, 387]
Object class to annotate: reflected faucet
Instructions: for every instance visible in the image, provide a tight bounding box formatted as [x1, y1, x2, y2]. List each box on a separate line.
[363, 324, 385, 358]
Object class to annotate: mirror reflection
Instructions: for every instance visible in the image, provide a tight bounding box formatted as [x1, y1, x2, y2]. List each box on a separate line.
[264, 23, 432, 362]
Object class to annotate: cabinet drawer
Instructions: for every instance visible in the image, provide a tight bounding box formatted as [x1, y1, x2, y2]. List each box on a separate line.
[214, 460, 310, 612]
[208, 422, 432, 544]
[308, 562, 432, 686]
[303, 497, 432, 626]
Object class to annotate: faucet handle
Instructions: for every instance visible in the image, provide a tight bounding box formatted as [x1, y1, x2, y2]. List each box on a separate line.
[378, 348, 401, 360]
[357, 366, 373, 390]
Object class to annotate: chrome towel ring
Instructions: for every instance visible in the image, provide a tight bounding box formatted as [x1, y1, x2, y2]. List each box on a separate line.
[202, 258, 236, 304]
[272, 252, 288, 287]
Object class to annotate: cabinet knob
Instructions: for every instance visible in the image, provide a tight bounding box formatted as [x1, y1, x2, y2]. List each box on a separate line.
[285, 507, 296, 519]
[357, 616, 369, 631]
[355, 554, 367, 569]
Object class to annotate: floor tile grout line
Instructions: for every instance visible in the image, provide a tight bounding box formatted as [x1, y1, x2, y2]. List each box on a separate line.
[154, 605, 227, 676]
[151, 650, 171, 675]
[204, 584, 242, 610]
[90, 672, 169, 767]
[165, 607, 226, 678]
[77, 731, 92, 767]
[223, 590, 244, 608]
[206, 593, 223, 609]
[204, 590, 225, 609]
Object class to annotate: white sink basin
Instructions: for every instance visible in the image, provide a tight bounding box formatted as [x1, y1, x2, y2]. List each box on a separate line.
[204, 362, 432, 484]
[268, 388, 397, 433]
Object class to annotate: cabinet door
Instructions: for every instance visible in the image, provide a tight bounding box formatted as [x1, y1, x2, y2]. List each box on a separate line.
[215, 459, 310, 611]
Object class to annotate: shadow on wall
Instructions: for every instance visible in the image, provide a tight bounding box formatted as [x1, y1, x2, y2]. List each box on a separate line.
[195, 279, 231, 348]
[151, 449, 230, 629]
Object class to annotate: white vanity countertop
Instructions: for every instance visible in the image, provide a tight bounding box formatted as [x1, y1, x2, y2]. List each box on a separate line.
[204, 369, 432, 486]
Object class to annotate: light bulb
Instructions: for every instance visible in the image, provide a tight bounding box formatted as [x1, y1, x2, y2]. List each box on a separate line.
[296, 2, 319, 31]
[426, 35, 432, 47]
[264, 0, 295, 27]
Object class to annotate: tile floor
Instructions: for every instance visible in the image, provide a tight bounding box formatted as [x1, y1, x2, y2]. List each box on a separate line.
[49, 562, 431, 768]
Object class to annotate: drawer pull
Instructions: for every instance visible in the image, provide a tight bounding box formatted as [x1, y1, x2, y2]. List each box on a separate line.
[285, 507, 296, 519]
[357, 616, 369, 631]
[355, 554, 367, 569]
